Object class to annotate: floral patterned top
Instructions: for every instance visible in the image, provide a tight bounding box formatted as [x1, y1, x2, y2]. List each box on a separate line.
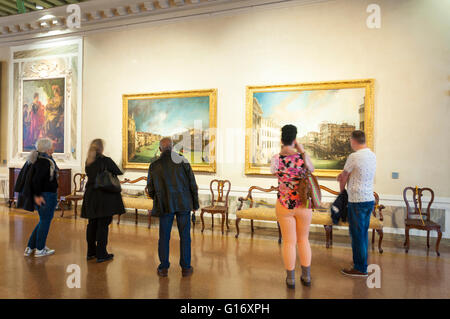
[271, 153, 307, 209]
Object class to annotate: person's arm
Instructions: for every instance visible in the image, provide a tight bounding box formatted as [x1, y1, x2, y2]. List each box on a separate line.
[337, 154, 354, 192]
[270, 154, 279, 176]
[106, 157, 123, 176]
[184, 162, 199, 211]
[337, 170, 350, 192]
[147, 165, 155, 199]
[295, 141, 314, 172]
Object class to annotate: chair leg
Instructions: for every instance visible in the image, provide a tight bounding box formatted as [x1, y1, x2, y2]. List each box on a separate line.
[436, 229, 442, 257]
[235, 218, 241, 238]
[148, 210, 151, 229]
[377, 229, 384, 254]
[251, 220, 254, 233]
[427, 231, 430, 249]
[74, 201, 78, 219]
[201, 211, 205, 233]
[135, 209, 138, 225]
[330, 226, 333, 246]
[221, 213, 225, 235]
[277, 222, 282, 244]
[405, 226, 410, 253]
[324, 225, 331, 248]
[226, 210, 230, 230]
[60, 200, 65, 217]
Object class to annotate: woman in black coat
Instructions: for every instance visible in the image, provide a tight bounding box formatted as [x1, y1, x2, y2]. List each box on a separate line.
[81, 139, 125, 263]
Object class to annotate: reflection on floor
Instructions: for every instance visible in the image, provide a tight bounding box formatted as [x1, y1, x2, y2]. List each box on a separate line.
[0, 205, 449, 299]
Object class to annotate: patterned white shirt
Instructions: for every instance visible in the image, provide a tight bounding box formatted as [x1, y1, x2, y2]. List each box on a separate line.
[343, 148, 376, 203]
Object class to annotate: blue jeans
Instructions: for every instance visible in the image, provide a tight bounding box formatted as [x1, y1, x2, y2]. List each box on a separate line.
[347, 201, 374, 273]
[158, 211, 191, 270]
[27, 192, 58, 250]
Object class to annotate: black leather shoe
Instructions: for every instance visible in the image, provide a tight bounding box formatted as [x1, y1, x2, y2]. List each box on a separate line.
[182, 267, 194, 277]
[157, 267, 168, 277]
[86, 255, 96, 261]
[97, 254, 114, 263]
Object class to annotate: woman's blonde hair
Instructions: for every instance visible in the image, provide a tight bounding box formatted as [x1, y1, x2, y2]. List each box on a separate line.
[86, 139, 104, 166]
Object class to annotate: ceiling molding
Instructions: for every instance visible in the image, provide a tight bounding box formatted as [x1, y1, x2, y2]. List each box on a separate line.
[0, 0, 332, 45]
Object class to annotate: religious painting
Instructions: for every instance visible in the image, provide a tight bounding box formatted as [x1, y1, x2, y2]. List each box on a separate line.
[123, 89, 217, 172]
[22, 78, 65, 153]
[245, 79, 374, 177]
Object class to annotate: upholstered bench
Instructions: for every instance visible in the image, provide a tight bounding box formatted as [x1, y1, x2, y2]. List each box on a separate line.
[235, 185, 385, 253]
[120, 177, 154, 228]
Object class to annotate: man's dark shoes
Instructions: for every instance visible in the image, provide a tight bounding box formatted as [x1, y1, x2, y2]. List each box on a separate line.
[97, 254, 114, 263]
[157, 267, 168, 277]
[86, 255, 96, 261]
[341, 267, 368, 277]
[182, 267, 194, 277]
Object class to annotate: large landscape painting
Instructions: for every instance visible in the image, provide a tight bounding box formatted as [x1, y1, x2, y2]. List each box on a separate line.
[245, 80, 374, 177]
[123, 89, 217, 172]
[22, 78, 65, 153]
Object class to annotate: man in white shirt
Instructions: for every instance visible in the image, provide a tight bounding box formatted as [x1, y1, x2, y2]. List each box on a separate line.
[337, 130, 376, 277]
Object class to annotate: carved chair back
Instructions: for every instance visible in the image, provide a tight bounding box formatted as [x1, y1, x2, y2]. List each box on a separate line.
[72, 173, 87, 195]
[209, 179, 231, 208]
[403, 187, 434, 221]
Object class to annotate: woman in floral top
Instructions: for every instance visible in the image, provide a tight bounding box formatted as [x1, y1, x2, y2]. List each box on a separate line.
[271, 124, 315, 289]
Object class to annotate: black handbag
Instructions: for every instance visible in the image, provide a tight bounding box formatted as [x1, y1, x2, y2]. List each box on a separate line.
[94, 160, 122, 193]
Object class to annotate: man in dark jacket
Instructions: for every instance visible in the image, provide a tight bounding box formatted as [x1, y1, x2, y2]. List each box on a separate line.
[147, 137, 199, 277]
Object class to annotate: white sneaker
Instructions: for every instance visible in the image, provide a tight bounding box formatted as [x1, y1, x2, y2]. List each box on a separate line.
[24, 247, 35, 257]
[35, 247, 55, 257]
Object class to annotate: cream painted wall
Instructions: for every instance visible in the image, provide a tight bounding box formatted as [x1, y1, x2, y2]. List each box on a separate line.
[1, 0, 449, 198]
[82, 0, 450, 197]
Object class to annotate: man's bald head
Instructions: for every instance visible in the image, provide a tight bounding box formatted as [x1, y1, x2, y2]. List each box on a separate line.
[159, 137, 173, 152]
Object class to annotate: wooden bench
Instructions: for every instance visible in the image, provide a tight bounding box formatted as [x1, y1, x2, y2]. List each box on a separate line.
[120, 177, 154, 228]
[235, 185, 385, 253]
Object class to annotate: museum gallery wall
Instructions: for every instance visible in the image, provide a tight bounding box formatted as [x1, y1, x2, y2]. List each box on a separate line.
[0, 1, 449, 235]
[7, 39, 83, 169]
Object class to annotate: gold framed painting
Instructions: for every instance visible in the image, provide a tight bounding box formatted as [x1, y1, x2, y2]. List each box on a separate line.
[245, 79, 374, 178]
[123, 89, 217, 172]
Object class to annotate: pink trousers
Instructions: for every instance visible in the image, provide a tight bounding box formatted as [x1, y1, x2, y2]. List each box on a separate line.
[276, 201, 312, 271]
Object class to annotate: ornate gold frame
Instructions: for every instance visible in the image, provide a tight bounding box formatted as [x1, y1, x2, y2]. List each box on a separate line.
[122, 89, 217, 172]
[245, 79, 374, 178]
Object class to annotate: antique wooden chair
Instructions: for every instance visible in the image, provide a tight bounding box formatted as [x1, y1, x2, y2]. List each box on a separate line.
[403, 186, 442, 256]
[60, 173, 86, 218]
[200, 179, 231, 234]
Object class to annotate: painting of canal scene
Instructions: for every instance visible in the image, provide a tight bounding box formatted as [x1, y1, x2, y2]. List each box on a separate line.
[22, 78, 65, 153]
[245, 80, 374, 177]
[122, 89, 217, 172]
